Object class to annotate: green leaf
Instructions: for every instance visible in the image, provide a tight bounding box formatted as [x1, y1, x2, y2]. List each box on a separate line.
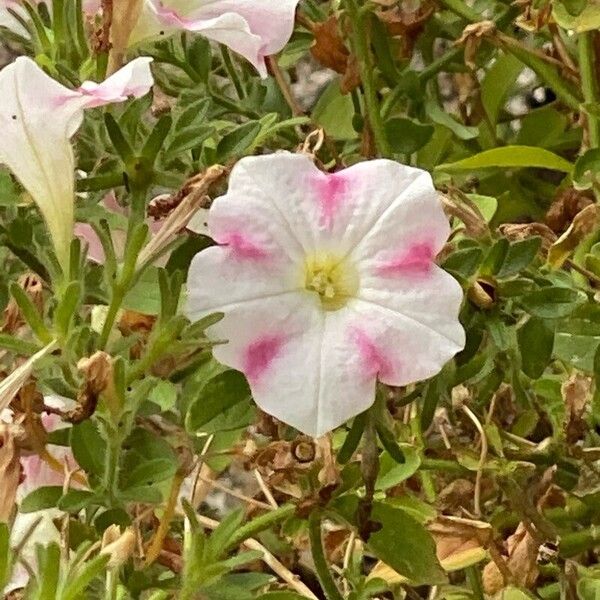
[20, 486, 63, 513]
[553, 1, 600, 31]
[10, 282, 51, 343]
[53, 280, 81, 338]
[122, 458, 177, 488]
[385, 118, 434, 154]
[368, 503, 446, 585]
[216, 121, 262, 161]
[425, 100, 478, 140]
[376, 446, 421, 490]
[481, 54, 523, 126]
[141, 114, 173, 162]
[437, 146, 573, 173]
[518, 318, 555, 379]
[104, 113, 134, 162]
[0, 170, 18, 205]
[0, 523, 13, 591]
[58, 490, 97, 512]
[186, 370, 251, 432]
[497, 237, 542, 278]
[70, 420, 106, 476]
[123, 267, 161, 315]
[520, 287, 586, 319]
[0, 334, 40, 355]
[148, 379, 178, 411]
[337, 412, 367, 464]
[61, 554, 110, 600]
[312, 78, 357, 140]
[573, 149, 600, 191]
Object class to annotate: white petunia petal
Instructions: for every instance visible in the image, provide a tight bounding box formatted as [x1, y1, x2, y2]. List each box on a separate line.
[204, 296, 377, 437]
[185, 247, 299, 322]
[130, 0, 299, 77]
[346, 269, 465, 387]
[0, 57, 154, 269]
[225, 154, 441, 256]
[77, 56, 154, 108]
[0, 58, 82, 267]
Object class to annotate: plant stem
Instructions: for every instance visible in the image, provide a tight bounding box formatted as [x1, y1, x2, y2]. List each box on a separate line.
[560, 525, 600, 557]
[99, 283, 125, 350]
[466, 566, 485, 600]
[225, 504, 295, 553]
[102, 425, 123, 502]
[438, 0, 480, 22]
[346, 0, 391, 157]
[578, 31, 600, 149]
[308, 511, 344, 600]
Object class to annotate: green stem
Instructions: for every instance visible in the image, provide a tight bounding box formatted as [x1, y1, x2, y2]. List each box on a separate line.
[308, 511, 344, 600]
[559, 525, 600, 557]
[98, 283, 125, 350]
[220, 45, 246, 99]
[466, 566, 485, 600]
[102, 425, 123, 502]
[346, 0, 391, 157]
[438, 0, 480, 22]
[579, 31, 600, 149]
[420, 458, 470, 474]
[225, 504, 295, 553]
[52, 0, 66, 55]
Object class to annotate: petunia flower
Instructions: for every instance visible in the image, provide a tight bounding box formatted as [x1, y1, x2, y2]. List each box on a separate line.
[0, 56, 154, 270]
[185, 153, 466, 437]
[2, 396, 80, 594]
[128, 0, 300, 77]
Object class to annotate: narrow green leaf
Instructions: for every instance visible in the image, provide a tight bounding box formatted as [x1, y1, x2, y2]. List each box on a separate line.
[437, 146, 573, 173]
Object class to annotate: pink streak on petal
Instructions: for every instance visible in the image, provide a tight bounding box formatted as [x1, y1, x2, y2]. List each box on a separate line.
[220, 231, 270, 260]
[352, 328, 394, 380]
[75, 223, 105, 263]
[377, 241, 435, 278]
[313, 171, 348, 229]
[243, 334, 287, 384]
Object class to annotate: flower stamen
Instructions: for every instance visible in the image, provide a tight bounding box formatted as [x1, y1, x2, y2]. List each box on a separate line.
[304, 253, 359, 311]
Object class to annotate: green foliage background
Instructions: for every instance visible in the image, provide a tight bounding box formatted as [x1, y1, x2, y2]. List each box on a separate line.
[2, 0, 600, 598]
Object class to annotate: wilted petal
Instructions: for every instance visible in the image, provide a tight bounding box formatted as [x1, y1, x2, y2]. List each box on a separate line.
[130, 0, 299, 77]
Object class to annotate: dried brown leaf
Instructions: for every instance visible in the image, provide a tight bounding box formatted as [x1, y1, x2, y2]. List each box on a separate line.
[483, 523, 539, 595]
[429, 515, 492, 572]
[0, 427, 21, 522]
[562, 373, 592, 444]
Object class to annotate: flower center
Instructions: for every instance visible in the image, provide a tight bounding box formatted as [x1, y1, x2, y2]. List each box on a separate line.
[303, 252, 359, 311]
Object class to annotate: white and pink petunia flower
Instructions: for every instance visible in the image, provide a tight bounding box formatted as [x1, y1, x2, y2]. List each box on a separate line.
[128, 0, 300, 77]
[0, 56, 153, 269]
[185, 153, 465, 437]
[3, 396, 80, 594]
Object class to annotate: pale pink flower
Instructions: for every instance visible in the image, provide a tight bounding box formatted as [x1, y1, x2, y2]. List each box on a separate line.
[3, 396, 79, 594]
[0, 56, 154, 269]
[129, 0, 300, 77]
[185, 153, 465, 437]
